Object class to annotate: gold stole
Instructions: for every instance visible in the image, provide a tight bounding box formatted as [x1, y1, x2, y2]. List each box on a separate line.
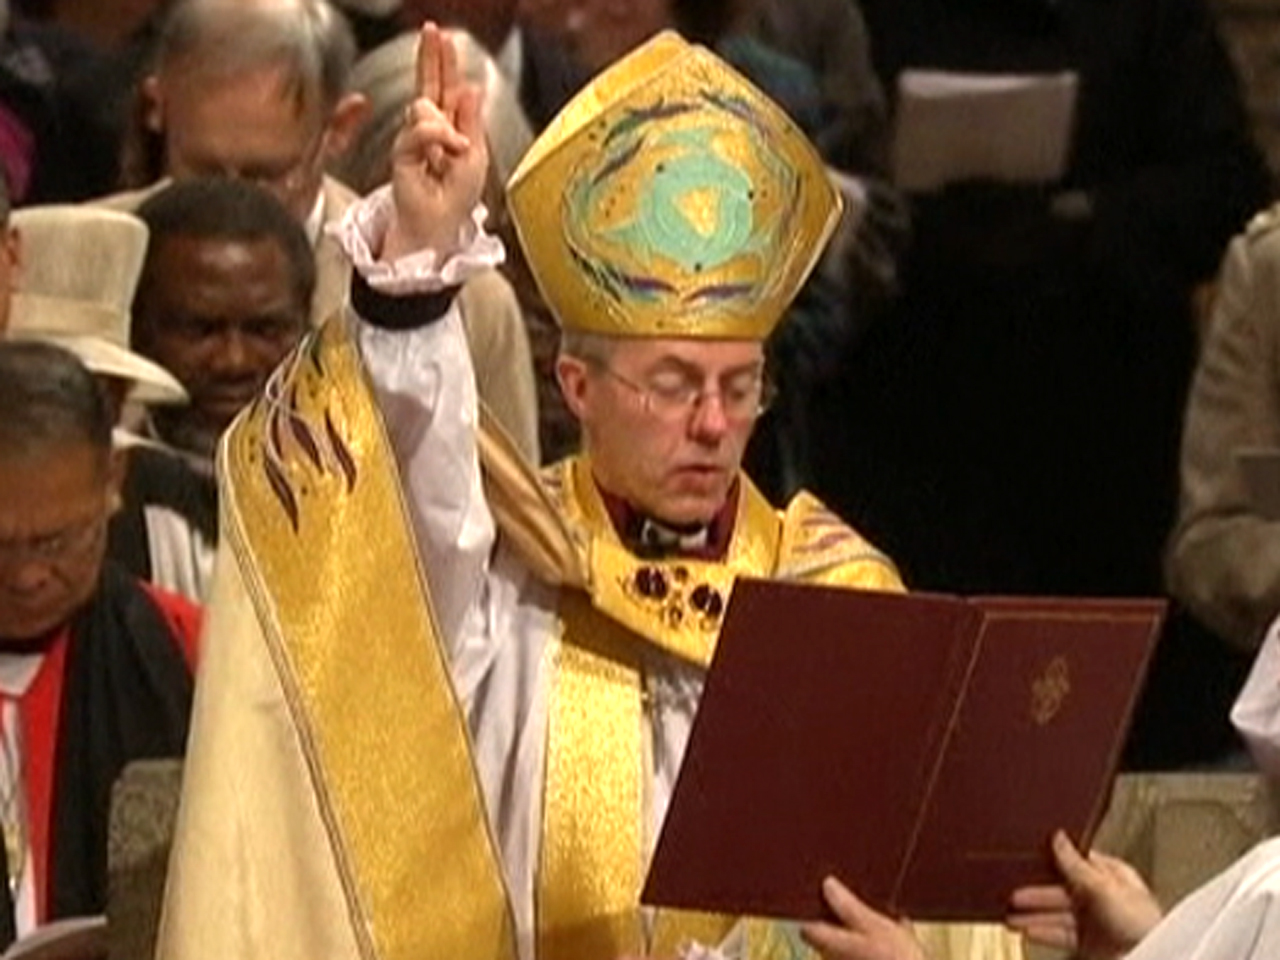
[221, 319, 515, 960]
[537, 458, 784, 959]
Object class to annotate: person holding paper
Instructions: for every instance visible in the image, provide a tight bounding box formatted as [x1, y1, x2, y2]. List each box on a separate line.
[814, 0, 1268, 621]
[156, 22, 1026, 960]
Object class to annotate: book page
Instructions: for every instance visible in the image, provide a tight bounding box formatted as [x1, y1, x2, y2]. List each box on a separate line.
[1, 915, 106, 960]
[891, 69, 1078, 192]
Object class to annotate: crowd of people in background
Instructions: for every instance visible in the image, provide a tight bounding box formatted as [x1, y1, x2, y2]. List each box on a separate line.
[3, 0, 1280, 957]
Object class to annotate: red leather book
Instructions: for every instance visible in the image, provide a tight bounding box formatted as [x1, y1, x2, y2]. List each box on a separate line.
[640, 581, 1164, 922]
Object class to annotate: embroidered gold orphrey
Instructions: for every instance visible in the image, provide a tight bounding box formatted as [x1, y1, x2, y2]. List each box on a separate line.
[221, 317, 515, 960]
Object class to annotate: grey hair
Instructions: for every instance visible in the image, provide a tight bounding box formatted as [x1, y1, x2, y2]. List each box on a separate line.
[557, 329, 618, 365]
[0, 342, 112, 461]
[155, 0, 357, 112]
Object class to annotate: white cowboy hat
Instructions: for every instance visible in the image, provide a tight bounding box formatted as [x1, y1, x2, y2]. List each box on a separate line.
[7, 205, 188, 405]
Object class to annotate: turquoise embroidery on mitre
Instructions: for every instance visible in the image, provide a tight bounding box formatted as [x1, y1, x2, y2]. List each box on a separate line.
[616, 127, 756, 272]
[562, 90, 799, 321]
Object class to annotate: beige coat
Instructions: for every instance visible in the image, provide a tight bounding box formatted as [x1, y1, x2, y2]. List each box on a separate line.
[1167, 204, 1280, 650]
[96, 176, 541, 463]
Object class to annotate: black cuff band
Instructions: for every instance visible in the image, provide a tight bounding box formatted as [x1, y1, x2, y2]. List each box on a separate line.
[350, 269, 462, 331]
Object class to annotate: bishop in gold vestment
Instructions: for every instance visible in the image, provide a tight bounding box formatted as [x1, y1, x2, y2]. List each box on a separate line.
[156, 25, 1024, 960]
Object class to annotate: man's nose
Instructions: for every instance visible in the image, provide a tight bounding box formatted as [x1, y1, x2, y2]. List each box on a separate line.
[688, 391, 731, 443]
[3, 557, 54, 597]
[213, 329, 253, 373]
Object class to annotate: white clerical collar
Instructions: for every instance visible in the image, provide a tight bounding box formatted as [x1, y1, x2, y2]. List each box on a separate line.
[497, 27, 523, 84]
[0, 651, 44, 699]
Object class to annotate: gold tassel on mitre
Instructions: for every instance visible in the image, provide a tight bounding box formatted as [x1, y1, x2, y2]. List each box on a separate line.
[506, 31, 841, 341]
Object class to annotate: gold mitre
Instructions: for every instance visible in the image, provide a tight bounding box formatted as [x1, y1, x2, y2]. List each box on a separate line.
[506, 31, 841, 340]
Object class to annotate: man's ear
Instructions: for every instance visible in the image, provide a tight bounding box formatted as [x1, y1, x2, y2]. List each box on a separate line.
[322, 92, 372, 161]
[106, 447, 128, 516]
[140, 74, 165, 133]
[555, 354, 592, 422]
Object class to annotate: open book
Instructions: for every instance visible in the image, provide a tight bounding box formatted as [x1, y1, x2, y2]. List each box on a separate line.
[1, 916, 105, 960]
[642, 583, 1163, 921]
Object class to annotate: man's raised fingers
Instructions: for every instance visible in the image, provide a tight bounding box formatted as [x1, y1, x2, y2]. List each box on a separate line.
[452, 85, 485, 147]
[438, 25, 461, 122]
[416, 21, 444, 106]
[393, 115, 471, 165]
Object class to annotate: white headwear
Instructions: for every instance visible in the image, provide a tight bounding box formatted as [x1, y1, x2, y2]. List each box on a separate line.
[6, 205, 187, 405]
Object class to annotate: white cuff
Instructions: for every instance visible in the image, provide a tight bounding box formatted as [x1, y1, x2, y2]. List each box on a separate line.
[329, 184, 505, 294]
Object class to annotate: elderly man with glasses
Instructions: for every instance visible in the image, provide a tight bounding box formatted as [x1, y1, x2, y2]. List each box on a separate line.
[99, 0, 541, 461]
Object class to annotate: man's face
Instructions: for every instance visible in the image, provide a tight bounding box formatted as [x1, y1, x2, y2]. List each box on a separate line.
[559, 337, 765, 525]
[136, 234, 307, 450]
[148, 64, 329, 222]
[0, 443, 120, 643]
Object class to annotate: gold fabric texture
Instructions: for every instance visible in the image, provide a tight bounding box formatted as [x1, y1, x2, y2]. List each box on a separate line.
[538, 453, 909, 959]
[222, 318, 515, 960]
[507, 31, 840, 340]
[539, 592, 649, 960]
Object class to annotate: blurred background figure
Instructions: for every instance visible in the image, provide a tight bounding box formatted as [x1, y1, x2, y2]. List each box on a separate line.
[1163, 196, 1280, 768]
[111, 0, 367, 321]
[1, 201, 219, 605]
[0, 0, 120, 202]
[130, 178, 313, 471]
[102, 0, 540, 461]
[121, 177, 314, 601]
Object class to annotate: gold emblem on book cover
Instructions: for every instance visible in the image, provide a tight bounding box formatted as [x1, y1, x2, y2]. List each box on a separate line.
[1031, 655, 1071, 726]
